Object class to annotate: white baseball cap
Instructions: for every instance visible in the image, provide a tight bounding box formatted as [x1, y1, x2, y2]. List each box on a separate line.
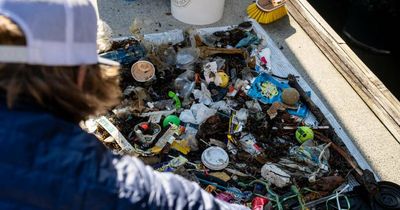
[0, 0, 119, 66]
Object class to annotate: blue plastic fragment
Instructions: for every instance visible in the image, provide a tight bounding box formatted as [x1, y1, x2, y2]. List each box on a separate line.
[100, 44, 146, 66]
[235, 32, 260, 48]
[247, 73, 289, 104]
[247, 73, 309, 118]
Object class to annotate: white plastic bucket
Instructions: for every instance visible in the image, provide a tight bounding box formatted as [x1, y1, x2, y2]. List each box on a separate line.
[171, 0, 226, 25]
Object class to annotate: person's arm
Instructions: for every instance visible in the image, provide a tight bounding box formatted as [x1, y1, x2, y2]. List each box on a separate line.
[113, 155, 250, 210]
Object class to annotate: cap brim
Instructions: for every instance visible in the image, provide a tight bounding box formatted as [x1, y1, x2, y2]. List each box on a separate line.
[1, 46, 121, 67]
[98, 56, 121, 67]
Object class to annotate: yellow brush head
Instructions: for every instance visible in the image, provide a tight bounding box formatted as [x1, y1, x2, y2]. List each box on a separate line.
[247, 3, 288, 24]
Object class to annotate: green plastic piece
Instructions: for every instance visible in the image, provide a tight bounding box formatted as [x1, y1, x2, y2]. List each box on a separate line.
[163, 115, 181, 128]
[295, 126, 314, 144]
[168, 91, 181, 109]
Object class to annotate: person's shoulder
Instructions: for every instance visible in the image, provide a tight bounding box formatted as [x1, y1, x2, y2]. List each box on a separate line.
[0, 100, 102, 150]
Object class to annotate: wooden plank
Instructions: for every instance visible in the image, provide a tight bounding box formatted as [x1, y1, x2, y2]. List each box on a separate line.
[286, 0, 400, 142]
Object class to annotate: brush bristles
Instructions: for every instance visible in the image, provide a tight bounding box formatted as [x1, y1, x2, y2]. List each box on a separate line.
[247, 3, 288, 24]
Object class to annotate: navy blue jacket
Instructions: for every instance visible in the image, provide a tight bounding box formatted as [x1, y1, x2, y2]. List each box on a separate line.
[0, 97, 248, 210]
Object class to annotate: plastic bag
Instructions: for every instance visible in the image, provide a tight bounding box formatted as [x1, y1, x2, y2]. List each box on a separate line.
[239, 133, 261, 156]
[210, 101, 231, 115]
[203, 61, 218, 84]
[97, 20, 113, 53]
[144, 29, 185, 45]
[289, 143, 331, 173]
[255, 48, 272, 73]
[246, 100, 262, 113]
[236, 108, 249, 123]
[181, 126, 199, 151]
[261, 163, 291, 188]
[235, 32, 260, 48]
[193, 83, 213, 105]
[179, 104, 217, 125]
[161, 45, 177, 66]
[175, 70, 195, 100]
[176, 48, 200, 69]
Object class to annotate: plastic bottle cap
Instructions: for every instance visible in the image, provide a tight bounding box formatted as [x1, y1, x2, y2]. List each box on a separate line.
[163, 115, 181, 128]
[140, 123, 149, 131]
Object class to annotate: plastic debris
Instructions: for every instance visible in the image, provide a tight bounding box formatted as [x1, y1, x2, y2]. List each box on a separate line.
[255, 48, 272, 73]
[140, 110, 176, 123]
[171, 139, 191, 155]
[216, 192, 235, 203]
[133, 122, 161, 148]
[251, 197, 269, 210]
[246, 100, 262, 113]
[203, 61, 218, 84]
[295, 126, 315, 143]
[176, 48, 199, 69]
[180, 125, 199, 151]
[168, 91, 182, 110]
[174, 70, 195, 99]
[91, 21, 369, 209]
[235, 32, 260, 48]
[96, 116, 135, 154]
[97, 19, 113, 53]
[162, 115, 181, 127]
[131, 60, 156, 82]
[179, 103, 217, 125]
[151, 124, 185, 154]
[209, 172, 231, 182]
[193, 83, 213, 105]
[239, 133, 262, 156]
[99, 40, 146, 65]
[214, 72, 230, 88]
[248, 73, 289, 104]
[289, 143, 331, 179]
[261, 163, 291, 188]
[201, 146, 229, 170]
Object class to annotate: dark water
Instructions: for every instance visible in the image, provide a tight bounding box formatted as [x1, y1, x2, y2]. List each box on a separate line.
[307, 0, 400, 100]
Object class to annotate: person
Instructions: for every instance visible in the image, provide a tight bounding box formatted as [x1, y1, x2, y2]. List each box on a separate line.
[0, 0, 248, 209]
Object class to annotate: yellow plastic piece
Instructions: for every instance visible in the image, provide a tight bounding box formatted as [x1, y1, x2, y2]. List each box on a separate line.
[209, 172, 231, 182]
[150, 146, 163, 154]
[205, 185, 217, 193]
[171, 140, 191, 155]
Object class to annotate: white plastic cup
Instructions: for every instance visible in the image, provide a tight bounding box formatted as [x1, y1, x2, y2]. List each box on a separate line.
[131, 60, 156, 82]
[171, 0, 226, 25]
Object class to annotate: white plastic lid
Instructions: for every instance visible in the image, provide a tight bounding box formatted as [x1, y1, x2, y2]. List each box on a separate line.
[201, 146, 229, 170]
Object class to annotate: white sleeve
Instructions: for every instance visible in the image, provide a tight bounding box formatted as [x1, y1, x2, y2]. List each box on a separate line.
[113, 156, 250, 210]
